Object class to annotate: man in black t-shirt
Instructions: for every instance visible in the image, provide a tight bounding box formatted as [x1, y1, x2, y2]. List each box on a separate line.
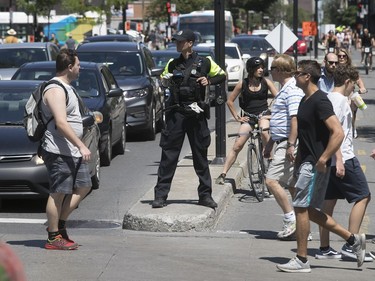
[276, 60, 366, 273]
[359, 28, 374, 66]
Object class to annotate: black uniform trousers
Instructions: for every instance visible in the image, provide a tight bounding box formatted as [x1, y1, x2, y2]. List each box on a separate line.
[154, 110, 212, 200]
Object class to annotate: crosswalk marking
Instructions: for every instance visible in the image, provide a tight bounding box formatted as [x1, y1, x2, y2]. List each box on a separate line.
[0, 218, 46, 224]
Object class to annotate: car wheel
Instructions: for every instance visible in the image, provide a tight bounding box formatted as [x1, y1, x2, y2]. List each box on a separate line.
[113, 124, 126, 155]
[91, 146, 101, 190]
[145, 104, 156, 141]
[100, 130, 112, 166]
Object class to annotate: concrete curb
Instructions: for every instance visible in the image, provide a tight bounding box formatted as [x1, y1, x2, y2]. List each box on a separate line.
[123, 119, 247, 232]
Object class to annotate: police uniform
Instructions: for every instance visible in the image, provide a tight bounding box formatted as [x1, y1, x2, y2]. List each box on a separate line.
[152, 30, 226, 208]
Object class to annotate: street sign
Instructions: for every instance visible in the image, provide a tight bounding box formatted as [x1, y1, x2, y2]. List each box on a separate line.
[302, 21, 317, 36]
[265, 22, 298, 54]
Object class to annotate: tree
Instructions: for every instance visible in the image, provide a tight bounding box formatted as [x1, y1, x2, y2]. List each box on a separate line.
[321, 0, 357, 28]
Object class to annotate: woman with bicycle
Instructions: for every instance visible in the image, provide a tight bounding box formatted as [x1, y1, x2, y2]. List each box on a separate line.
[216, 57, 277, 185]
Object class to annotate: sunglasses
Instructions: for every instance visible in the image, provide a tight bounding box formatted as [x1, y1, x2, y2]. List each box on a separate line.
[338, 55, 347, 58]
[270, 66, 278, 71]
[294, 71, 309, 78]
[327, 61, 338, 65]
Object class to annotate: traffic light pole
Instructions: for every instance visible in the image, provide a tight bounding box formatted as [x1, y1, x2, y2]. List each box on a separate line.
[212, 0, 226, 165]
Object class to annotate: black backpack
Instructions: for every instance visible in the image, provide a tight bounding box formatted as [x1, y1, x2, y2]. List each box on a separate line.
[23, 80, 68, 142]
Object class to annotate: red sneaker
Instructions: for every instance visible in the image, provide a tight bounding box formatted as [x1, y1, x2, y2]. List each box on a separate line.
[59, 228, 75, 243]
[45, 234, 78, 250]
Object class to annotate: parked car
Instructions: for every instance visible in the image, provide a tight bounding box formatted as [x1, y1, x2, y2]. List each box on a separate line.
[0, 42, 60, 80]
[0, 80, 101, 202]
[285, 33, 308, 56]
[12, 61, 126, 166]
[230, 35, 275, 76]
[76, 41, 164, 140]
[151, 49, 180, 69]
[78, 34, 136, 47]
[196, 42, 249, 89]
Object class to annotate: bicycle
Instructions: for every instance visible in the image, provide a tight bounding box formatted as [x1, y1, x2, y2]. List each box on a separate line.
[228, 112, 269, 202]
[363, 46, 372, 75]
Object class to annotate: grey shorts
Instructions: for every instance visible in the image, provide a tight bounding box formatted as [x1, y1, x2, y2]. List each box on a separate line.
[42, 149, 91, 194]
[293, 162, 330, 209]
[265, 141, 296, 187]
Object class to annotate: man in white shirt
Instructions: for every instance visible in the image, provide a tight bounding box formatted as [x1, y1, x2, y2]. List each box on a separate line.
[315, 64, 371, 260]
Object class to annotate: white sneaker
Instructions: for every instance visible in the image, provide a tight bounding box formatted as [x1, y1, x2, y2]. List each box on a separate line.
[277, 219, 296, 239]
[276, 257, 311, 273]
[346, 234, 366, 267]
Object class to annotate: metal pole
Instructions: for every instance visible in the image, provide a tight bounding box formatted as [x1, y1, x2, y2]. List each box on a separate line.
[212, 0, 226, 165]
[314, 0, 318, 59]
[293, 0, 298, 63]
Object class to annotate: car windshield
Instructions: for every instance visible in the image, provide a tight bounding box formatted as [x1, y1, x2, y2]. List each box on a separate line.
[152, 53, 178, 68]
[78, 52, 143, 76]
[0, 88, 31, 123]
[224, 46, 240, 59]
[0, 49, 48, 68]
[232, 39, 266, 52]
[13, 69, 100, 98]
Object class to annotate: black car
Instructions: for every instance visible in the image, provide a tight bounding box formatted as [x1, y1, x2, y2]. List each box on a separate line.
[0, 80, 101, 201]
[76, 41, 164, 140]
[230, 35, 275, 76]
[78, 34, 136, 47]
[0, 42, 60, 80]
[151, 49, 180, 69]
[12, 61, 126, 166]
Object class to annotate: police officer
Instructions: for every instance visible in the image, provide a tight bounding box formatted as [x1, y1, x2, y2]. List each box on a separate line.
[152, 29, 226, 209]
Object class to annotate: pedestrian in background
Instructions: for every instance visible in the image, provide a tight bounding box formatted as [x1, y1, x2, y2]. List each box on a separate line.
[50, 33, 59, 46]
[152, 30, 226, 209]
[276, 60, 366, 273]
[215, 57, 277, 185]
[264, 54, 304, 240]
[315, 64, 371, 261]
[41, 49, 92, 250]
[318, 53, 338, 93]
[337, 47, 367, 138]
[64, 33, 76, 50]
[4, 29, 19, 44]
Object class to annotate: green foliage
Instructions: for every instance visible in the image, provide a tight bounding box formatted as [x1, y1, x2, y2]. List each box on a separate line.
[322, 0, 357, 28]
[16, 0, 59, 16]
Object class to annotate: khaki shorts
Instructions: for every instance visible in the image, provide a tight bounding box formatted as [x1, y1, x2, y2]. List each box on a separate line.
[265, 141, 296, 187]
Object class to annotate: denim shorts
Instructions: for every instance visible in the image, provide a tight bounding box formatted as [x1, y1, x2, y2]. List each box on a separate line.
[41, 149, 91, 194]
[265, 141, 296, 187]
[293, 162, 330, 209]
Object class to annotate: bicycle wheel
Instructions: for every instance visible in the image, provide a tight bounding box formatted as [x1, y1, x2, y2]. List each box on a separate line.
[365, 55, 369, 75]
[247, 144, 265, 202]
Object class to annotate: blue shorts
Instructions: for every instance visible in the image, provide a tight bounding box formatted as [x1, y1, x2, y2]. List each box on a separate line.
[293, 162, 330, 208]
[325, 157, 370, 203]
[42, 149, 91, 194]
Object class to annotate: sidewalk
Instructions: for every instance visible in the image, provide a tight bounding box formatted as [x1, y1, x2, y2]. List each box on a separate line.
[123, 119, 246, 232]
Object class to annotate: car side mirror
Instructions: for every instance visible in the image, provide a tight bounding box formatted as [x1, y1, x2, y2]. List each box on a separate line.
[108, 88, 123, 97]
[82, 114, 95, 127]
[242, 54, 251, 60]
[151, 68, 164, 77]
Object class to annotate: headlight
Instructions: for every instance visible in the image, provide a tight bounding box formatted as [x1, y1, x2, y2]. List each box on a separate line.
[32, 155, 44, 165]
[124, 88, 148, 99]
[260, 53, 267, 61]
[300, 42, 306, 47]
[228, 65, 240, 73]
[93, 111, 103, 124]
